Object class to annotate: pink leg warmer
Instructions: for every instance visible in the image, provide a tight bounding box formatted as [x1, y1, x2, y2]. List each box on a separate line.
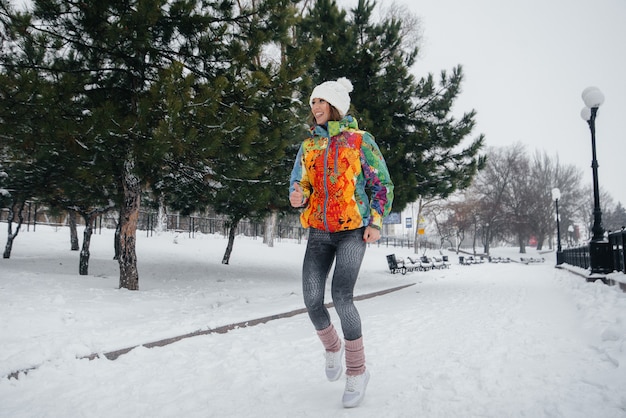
[316, 324, 342, 352]
[345, 336, 366, 376]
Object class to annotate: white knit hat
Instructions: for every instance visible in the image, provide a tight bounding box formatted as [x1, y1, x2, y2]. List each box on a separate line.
[309, 77, 354, 117]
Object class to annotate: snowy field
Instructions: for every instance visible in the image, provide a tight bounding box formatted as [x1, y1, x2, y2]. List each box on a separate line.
[1, 225, 625, 418]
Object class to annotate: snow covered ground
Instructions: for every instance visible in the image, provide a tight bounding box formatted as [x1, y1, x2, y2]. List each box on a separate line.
[1, 225, 625, 417]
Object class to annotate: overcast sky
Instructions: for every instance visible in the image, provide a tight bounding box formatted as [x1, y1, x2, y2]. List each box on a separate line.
[409, 0, 626, 207]
[340, 0, 626, 207]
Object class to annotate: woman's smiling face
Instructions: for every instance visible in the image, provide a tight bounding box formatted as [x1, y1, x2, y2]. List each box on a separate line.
[310, 98, 331, 125]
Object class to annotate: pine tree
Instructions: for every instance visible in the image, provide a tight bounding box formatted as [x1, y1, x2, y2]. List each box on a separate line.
[301, 0, 485, 212]
[210, 0, 318, 262]
[0, 0, 264, 289]
[0, 5, 84, 259]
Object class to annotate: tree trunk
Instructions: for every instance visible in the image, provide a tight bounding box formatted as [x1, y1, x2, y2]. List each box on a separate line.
[517, 233, 526, 254]
[156, 193, 167, 233]
[472, 223, 478, 255]
[413, 199, 424, 254]
[3, 199, 25, 259]
[222, 219, 239, 265]
[79, 215, 94, 275]
[118, 157, 141, 290]
[483, 227, 491, 255]
[113, 218, 121, 260]
[264, 211, 277, 248]
[69, 210, 79, 251]
[536, 233, 545, 251]
[3, 232, 15, 259]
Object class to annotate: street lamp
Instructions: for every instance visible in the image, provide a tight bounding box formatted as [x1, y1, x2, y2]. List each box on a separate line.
[551, 188, 563, 265]
[581, 86, 612, 274]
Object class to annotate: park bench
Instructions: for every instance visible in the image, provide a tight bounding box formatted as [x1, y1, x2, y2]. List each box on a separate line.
[459, 255, 486, 265]
[520, 257, 545, 264]
[405, 255, 451, 270]
[386, 254, 408, 275]
[488, 256, 512, 263]
[419, 256, 435, 270]
[433, 256, 451, 269]
[406, 256, 429, 271]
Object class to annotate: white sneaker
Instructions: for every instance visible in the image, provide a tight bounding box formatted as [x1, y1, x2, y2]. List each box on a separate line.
[324, 343, 344, 381]
[342, 370, 370, 408]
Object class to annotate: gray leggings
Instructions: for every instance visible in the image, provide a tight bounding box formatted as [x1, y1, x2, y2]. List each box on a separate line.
[302, 227, 367, 341]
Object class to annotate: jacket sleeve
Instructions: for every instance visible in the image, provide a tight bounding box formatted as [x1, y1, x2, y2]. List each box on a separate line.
[360, 132, 394, 229]
[288, 143, 311, 201]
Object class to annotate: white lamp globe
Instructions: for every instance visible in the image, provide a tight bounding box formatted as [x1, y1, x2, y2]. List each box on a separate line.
[582, 87, 605, 108]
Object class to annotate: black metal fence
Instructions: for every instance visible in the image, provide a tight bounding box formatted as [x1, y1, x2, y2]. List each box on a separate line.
[140, 212, 309, 243]
[561, 245, 590, 270]
[608, 229, 626, 273]
[142, 213, 439, 249]
[561, 229, 626, 274]
[2, 207, 444, 250]
[375, 237, 439, 251]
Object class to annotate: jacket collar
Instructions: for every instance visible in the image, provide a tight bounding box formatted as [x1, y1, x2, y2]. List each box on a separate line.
[311, 115, 359, 138]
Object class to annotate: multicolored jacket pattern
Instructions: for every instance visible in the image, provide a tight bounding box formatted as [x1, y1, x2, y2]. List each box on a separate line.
[289, 116, 394, 233]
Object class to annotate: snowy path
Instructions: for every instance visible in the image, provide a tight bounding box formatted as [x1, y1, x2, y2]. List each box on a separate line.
[362, 266, 618, 417]
[1, 228, 625, 417]
[2, 265, 625, 417]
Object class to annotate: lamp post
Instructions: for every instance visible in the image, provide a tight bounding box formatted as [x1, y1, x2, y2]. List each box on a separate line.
[581, 86, 612, 274]
[551, 188, 563, 265]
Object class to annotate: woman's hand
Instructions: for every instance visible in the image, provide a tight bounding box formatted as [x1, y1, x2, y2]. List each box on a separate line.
[363, 226, 381, 243]
[290, 183, 308, 208]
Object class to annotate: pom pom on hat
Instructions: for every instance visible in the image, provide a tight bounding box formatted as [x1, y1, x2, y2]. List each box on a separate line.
[309, 77, 353, 117]
[335, 77, 354, 93]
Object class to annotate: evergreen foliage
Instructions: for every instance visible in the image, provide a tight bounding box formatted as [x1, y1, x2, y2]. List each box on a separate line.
[0, 0, 309, 286]
[1, 0, 487, 286]
[301, 0, 485, 212]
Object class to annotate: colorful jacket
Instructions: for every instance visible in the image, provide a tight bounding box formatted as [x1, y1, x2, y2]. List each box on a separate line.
[289, 116, 394, 232]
